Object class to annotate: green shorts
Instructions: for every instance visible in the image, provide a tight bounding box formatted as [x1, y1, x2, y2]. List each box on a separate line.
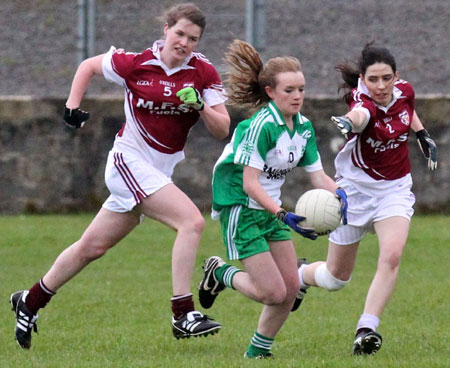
[219, 205, 292, 260]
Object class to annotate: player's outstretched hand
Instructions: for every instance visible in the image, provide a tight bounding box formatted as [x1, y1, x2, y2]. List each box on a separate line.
[416, 129, 437, 171]
[63, 106, 90, 129]
[331, 116, 353, 139]
[335, 187, 348, 225]
[176, 87, 204, 111]
[276, 209, 318, 240]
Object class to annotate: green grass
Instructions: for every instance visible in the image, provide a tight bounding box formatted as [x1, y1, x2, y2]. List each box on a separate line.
[1, 214, 449, 367]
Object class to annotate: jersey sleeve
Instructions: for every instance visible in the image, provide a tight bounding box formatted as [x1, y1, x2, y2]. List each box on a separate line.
[396, 80, 415, 110]
[198, 57, 227, 106]
[302, 153, 323, 172]
[102, 46, 138, 87]
[350, 89, 377, 119]
[234, 117, 271, 171]
[298, 122, 323, 172]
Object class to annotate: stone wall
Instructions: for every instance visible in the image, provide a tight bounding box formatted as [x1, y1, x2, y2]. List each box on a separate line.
[0, 97, 449, 214]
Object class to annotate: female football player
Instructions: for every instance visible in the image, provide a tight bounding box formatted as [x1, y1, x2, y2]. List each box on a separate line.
[295, 42, 438, 355]
[10, 3, 230, 349]
[197, 39, 348, 359]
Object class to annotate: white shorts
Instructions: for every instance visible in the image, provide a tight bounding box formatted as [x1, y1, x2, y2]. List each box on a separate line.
[329, 184, 415, 245]
[102, 149, 182, 212]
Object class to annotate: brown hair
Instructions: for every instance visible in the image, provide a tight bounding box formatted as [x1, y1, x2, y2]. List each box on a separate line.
[224, 39, 301, 109]
[163, 3, 206, 35]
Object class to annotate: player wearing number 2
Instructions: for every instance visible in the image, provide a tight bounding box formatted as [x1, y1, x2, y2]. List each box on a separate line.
[10, 3, 230, 349]
[197, 40, 348, 358]
[295, 42, 438, 355]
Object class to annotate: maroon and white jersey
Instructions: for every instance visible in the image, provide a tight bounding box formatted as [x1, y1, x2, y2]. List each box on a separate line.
[102, 40, 226, 157]
[335, 79, 414, 196]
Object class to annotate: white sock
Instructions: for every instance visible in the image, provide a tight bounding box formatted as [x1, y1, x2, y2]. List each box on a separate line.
[356, 313, 380, 332]
[298, 264, 310, 289]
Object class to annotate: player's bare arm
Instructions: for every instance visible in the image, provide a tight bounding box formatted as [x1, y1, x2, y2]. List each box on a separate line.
[410, 110, 425, 132]
[242, 166, 280, 215]
[331, 109, 369, 138]
[345, 109, 368, 130]
[308, 169, 339, 193]
[200, 102, 230, 140]
[66, 54, 105, 108]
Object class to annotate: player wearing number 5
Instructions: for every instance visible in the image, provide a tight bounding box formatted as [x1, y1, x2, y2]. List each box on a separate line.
[295, 42, 438, 355]
[10, 3, 230, 349]
[198, 40, 347, 359]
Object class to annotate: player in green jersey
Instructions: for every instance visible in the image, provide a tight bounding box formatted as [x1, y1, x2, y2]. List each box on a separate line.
[198, 40, 348, 359]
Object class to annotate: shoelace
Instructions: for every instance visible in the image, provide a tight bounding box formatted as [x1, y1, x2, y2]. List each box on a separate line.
[194, 314, 214, 322]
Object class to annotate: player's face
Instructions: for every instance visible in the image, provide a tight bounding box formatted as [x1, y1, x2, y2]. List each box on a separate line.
[361, 63, 399, 106]
[162, 18, 202, 68]
[266, 71, 305, 123]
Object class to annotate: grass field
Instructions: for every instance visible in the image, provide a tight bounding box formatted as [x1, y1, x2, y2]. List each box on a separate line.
[1, 214, 449, 367]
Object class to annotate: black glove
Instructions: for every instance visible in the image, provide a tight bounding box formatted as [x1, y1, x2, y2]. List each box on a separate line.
[63, 106, 90, 129]
[331, 116, 353, 139]
[276, 209, 317, 240]
[416, 129, 437, 171]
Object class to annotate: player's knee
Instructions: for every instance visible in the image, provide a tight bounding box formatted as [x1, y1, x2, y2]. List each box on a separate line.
[263, 291, 286, 305]
[380, 250, 402, 270]
[314, 263, 350, 291]
[194, 214, 206, 233]
[185, 212, 205, 234]
[77, 238, 110, 261]
[260, 286, 287, 305]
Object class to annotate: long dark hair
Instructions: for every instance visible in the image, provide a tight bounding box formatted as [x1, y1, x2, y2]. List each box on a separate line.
[336, 42, 397, 103]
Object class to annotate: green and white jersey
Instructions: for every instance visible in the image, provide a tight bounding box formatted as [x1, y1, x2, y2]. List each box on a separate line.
[212, 101, 323, 211]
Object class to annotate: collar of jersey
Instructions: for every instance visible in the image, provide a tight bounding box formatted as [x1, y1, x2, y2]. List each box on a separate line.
[357, 78, 405, 113]
[267, 101, 303, 127]
[140, 40, 195, 76]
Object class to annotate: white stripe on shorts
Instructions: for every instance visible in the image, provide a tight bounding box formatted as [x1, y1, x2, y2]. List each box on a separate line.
[227, 205, 241, 260]
[113, 152, 147, 205]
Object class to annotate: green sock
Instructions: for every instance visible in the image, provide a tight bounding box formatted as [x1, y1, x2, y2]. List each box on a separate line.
[215, 264, 241, 290]
[246, 331, 274, 357]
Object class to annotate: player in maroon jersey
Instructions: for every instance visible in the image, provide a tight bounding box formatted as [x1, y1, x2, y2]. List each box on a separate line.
[292, 42, 437, 355]
[10, 3, 230, 349]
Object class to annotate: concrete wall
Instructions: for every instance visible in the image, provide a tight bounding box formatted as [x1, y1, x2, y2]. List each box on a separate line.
[2, 1, 450, 97]
[1, 97, 449, 214]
